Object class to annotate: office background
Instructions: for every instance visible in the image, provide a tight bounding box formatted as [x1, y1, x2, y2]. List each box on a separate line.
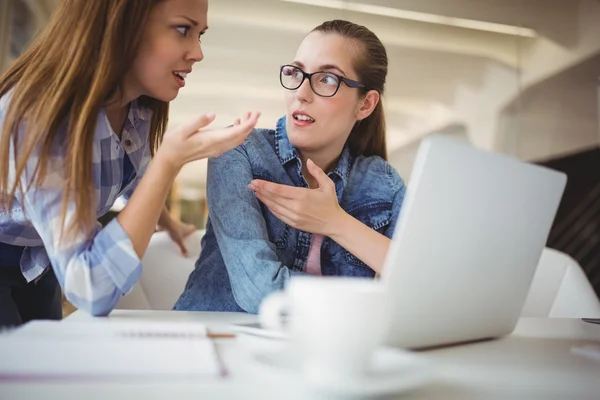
[1, 0, 599, 298]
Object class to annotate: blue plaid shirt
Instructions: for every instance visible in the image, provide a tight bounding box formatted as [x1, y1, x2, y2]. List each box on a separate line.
[0, 92, 152, 316]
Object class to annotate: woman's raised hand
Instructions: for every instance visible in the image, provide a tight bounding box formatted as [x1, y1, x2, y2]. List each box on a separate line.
[157, 111, 260, 169]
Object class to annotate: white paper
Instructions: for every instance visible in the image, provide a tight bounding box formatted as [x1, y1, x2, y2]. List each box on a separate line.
[0, 320, 221, 379]
[9, 319, 208, 339]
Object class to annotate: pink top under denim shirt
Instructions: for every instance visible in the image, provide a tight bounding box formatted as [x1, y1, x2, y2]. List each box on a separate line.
[305, 234, 324, 276]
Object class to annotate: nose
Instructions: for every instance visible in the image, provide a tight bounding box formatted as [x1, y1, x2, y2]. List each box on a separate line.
[295, 76, 313, 103]
[188, 40, 204, 63]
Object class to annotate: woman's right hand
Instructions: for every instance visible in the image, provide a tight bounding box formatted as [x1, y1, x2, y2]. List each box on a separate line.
[156, 111, 260, 170]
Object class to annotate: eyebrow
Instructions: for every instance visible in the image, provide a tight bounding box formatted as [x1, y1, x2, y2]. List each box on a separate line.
[178, 16, 205, 29]
[291, 61, 347, 76]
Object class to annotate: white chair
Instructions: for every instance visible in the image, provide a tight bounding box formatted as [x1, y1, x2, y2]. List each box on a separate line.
[521, 248, 600, 318]
[115, 230, 204, 310]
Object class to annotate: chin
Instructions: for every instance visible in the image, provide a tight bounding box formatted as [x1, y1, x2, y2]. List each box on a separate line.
[288, 134, 317, 152]
[286, 124, 313, 147]
[148, 89, 178, 103]
[162, 92, 179, 102]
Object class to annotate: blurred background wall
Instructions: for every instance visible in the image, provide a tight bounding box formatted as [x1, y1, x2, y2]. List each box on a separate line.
[2, 0, 599, 297]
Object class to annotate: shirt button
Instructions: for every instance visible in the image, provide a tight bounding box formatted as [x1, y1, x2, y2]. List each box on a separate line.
[123, 139, 133, 149]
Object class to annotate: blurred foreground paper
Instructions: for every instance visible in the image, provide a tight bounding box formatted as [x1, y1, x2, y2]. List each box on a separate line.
[0, 320, 222, 380]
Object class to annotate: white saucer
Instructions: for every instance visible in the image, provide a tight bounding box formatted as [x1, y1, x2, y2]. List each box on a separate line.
[247, 346, 433, 398]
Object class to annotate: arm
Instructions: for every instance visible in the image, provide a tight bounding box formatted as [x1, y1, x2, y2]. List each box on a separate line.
[250, 159, 407, 274]
[158, 206, 172, 229]
[118, 179, 138, 202]
[18, 112, 258, 316]
[156, 206, 197, 257]
[115, 152, 179, 258]
[19, 151, 178, 316]
[207, 145, 306, 313]
[120, 185, 171, 224]
[328, 179, 406, 273]
[328, 213, 390, 274]
[121, 185, 196, 257]
[118, 111, 259, 258]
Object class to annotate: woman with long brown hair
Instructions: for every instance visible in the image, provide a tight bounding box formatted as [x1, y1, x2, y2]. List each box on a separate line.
[175, 20, 406, 313]
[0, 0, 259, 326]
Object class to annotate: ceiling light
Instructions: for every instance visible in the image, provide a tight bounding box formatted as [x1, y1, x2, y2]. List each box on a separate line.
[277, 0, 536, 37]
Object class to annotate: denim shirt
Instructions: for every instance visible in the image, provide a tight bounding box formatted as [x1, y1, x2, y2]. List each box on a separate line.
[175, 116, 406, 314]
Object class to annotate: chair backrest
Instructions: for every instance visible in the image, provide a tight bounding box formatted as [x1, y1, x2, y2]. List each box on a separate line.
[115, 230, 203, 310]
[521, 248, 600, 318]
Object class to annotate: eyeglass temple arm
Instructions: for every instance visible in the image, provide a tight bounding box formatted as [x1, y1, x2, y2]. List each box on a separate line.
[342, 77, 365, 88]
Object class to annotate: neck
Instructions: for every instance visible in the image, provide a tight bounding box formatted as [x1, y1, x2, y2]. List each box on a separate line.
[104, 82, 140, 136]
[104, 98, 128, 115]
[105, 90, 136, 138]
[299, 149, 341, 189]
[105, 83, 138, 111]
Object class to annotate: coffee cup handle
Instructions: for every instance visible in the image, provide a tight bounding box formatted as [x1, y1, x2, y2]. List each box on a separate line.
[259, 291, 288, 330]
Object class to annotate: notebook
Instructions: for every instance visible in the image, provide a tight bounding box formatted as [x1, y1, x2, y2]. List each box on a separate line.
[0, 320, 224, 380]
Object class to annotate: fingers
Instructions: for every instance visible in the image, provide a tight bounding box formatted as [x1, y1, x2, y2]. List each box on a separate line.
[253, 187, 294, 212]
[182, 223, 196, 237]
[215, 112, 260, 137]
[242, 111, 260, 126]
[204, 124, 252, 153]
[179, 112, 216, 137]
[179, 241, 189, 257]
[171, 233, 189, 257]
[234, 111, 256, 127]
[306, 159, 333, 189]
[255, 191, 296, 226]
[190, 111, 261, 157]
[267, 207, 295, 228]
[249, 179, 306, 200]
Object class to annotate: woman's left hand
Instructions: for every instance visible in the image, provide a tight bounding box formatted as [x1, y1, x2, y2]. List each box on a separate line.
[248, 159, 346, 236]
[163, 219, 197, 257]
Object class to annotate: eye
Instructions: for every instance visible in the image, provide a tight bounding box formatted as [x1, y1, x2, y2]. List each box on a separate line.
[282, 66, 300, 77]
[176, 25, 190, 36]
[321, 73, 338, 85]
[198, 30, 206, 42]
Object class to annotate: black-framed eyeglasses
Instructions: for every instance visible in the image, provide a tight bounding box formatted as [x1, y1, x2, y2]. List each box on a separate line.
[280, 64, 366, 97]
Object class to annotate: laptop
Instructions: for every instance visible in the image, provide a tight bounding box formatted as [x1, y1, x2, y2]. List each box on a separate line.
[380, 135, 567, 349]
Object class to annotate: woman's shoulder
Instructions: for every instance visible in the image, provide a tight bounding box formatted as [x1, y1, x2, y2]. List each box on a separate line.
[246, 127, 277, 145]
[352, 154, 405, 192]
[228, 127, 278, 155]
[210, 127, 278, 164]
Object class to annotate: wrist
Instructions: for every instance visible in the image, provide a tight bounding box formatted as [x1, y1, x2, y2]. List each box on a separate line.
[327, 208, 352, 239]
[155, 148, 183, 175]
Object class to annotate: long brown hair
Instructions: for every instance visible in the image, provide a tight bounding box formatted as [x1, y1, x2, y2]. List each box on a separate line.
[312, 20, 388, 160]
[0, 0, 169, 239]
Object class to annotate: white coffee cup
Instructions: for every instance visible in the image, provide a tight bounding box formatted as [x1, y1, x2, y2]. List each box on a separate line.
[259, 276, 386, 384]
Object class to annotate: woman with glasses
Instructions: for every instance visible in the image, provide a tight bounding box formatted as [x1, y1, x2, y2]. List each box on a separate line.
[175, 20, 406, 313]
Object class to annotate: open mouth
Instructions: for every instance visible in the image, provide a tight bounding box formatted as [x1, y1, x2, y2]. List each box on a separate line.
[173, 71, 187, 86]
[292, 111, 315, 123]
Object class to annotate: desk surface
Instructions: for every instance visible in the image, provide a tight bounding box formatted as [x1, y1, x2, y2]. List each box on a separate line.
[2, 311, 600, 399]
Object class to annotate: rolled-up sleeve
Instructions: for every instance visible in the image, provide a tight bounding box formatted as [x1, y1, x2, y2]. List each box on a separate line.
[206, 144, 305, 313]
[18, 158, 141, 317]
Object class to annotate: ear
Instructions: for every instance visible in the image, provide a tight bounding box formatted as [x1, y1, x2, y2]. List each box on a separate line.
[355, 90, 380, 121]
